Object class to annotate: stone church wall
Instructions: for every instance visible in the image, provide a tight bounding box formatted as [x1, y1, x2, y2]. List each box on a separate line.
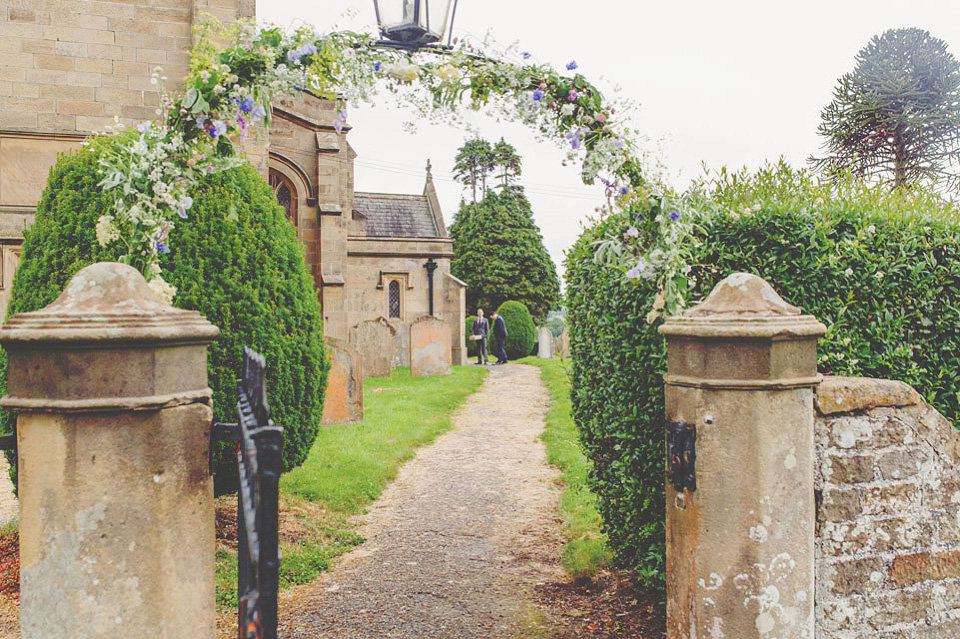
[814, 376, 960, 638]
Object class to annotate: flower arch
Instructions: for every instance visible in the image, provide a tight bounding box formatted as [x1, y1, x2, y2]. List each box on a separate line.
[91, 15, 653, 304]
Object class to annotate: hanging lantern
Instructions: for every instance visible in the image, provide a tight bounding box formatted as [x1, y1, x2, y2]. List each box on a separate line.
[372, 0, 459, 49]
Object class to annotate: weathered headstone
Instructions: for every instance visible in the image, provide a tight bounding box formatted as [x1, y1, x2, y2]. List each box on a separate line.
[349, 316, 396, 378]
[537, 326, 554, 359]
[553, 327, 570, 359]
[410, 316, 452, 376]
[322, 337, 364, 423]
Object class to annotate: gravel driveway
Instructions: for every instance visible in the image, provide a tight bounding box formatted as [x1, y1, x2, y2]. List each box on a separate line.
[277, 362, 565, 638]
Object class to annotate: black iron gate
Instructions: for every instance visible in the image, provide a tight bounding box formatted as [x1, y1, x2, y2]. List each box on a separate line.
[213, 348, 283, 639]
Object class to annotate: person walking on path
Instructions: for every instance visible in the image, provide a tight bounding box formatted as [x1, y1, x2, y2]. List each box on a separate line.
[490, 311, 508, 364]
[472, 308, 490, 365]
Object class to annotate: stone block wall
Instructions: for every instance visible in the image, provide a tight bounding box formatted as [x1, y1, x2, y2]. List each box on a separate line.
[814, 376, 960, 638]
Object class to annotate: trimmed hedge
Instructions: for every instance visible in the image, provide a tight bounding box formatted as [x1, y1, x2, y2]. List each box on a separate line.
[566, 164, 960, 590]
[0, 144, 329, 494]
[490, 300, 536, 360]
[465, 314, 479, 357]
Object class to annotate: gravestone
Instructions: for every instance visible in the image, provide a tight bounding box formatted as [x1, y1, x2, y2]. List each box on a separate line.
[553, 327, 570, 359]
[349, 316, 396, 378]
[410, 316, 452, 377]
[537, 326, 554, 359]
[322, 337, 363, 423]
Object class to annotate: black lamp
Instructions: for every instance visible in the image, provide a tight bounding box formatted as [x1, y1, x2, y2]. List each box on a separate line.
[372, 0, 459, 50]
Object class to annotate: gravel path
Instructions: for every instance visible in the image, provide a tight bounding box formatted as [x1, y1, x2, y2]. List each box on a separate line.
[278, 362, 565, 639]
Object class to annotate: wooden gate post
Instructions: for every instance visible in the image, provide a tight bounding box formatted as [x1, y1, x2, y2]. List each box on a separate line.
[0, 263, 220, 639]
[659, 273, 825, 639]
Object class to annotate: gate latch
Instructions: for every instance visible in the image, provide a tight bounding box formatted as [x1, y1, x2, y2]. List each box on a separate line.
[666, 420, 696, 493]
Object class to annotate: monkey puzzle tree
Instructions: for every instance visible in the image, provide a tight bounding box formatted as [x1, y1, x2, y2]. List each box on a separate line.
[811, 28, 960, 190]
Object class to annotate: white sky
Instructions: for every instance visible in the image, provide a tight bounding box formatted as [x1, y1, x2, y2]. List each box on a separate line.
[257, 0, 960, 276]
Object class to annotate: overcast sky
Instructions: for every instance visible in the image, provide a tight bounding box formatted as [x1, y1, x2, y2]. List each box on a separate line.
[257, 0, 960, 275]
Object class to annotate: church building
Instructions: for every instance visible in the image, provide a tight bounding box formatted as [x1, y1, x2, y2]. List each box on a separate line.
[0, 0, 466, 421]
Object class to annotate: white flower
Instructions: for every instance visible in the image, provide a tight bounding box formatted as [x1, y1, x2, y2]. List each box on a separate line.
[147, 276, 177, 305]
[213, 85, 226, 93]
[200, 70, 211, 80]
[433, 64, 460, 83]
[384, 61, 419, 83]
[95, 215, 120, 246]
[844, 267, 853, 276]
[561, 104, 576, 116]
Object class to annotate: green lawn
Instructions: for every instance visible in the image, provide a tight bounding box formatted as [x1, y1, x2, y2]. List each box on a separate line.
[517, 356, 613, 578]
[216, 365, 488, 606]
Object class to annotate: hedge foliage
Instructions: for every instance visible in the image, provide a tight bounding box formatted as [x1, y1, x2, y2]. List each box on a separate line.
[0, 144, 329, 494]
[566, 163, 960, 590]
[490, 300, 536, 360]
[465, 314, 479, 358]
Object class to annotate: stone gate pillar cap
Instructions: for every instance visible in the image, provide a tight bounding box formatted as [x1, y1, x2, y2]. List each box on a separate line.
[659, 272, 826, 339]
[0, 262, 219, 345]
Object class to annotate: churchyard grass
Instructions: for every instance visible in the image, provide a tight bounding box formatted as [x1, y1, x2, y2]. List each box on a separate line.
[215, 365, 488, 607]
[518, 357, 612, 578]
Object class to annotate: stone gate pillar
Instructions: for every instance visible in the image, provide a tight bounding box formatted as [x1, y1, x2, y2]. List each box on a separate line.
[0, 263, 220, 639]
[658, 273, 825, 639]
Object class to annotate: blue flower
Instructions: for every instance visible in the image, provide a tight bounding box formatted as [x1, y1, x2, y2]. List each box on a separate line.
[287, 49, 300, 63]
[374, 60, 382, 71]
[136, 120, 151, 133]
[532, 88, 543, 101]
[566, 60, 578, 70]
[240, 97, 254, 113]
[156, 242, 170, 254]
[521, 51, 531, 59]
[195, 115, 208, 128]
[626, 265, 642, 279]
[251, 104, 266, 121]
[619, 187, 629, 195]
[668, 210, 680, 221]
[208, 120, 227, 140]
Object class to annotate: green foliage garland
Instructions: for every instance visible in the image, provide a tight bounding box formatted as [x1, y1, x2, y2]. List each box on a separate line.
[1, 143, 328, 493]
[566, 162, 960, 590]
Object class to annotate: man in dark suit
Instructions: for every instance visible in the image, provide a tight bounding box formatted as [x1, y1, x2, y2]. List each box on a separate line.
[490, 310, 508, 364]
[472, 308, 490, 365]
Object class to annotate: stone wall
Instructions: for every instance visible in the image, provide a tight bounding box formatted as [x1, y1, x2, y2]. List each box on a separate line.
[814, 376, 960, 638]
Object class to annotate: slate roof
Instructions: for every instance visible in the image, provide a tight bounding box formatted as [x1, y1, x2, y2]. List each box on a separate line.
[353, 192, 440, 238]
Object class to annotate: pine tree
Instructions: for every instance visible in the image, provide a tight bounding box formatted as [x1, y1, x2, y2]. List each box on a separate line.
[811, 28, 960, 190]
[452, 138, 494, 202]
[493, 138, 522, 187]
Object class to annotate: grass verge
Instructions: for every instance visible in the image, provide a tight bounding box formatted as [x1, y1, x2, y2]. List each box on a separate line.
[215, 365, 488, 607]
[517, 357, 612, 579]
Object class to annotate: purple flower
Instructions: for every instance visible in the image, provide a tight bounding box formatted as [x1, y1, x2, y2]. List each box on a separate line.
[626, 227, 639, 237]
[251, 104, 266, 121]
[521, 51, 531, 59]
[668, 210, 680, 221]
[567, 89, 578, 101]
[532, 88, 544, 101]
[626, 265, 642, 279]
[333, 119, 343, 134]
[566, 60, 578, 70]
[195, 115, 208, 128]
[137, 120, 152, 133]
[619, 187, 629, 195]
[287, 49, 300, 63]
[209, 120, 227, 140]
[240, 96, 254, 113]
[566, 131, 581, 150]
[156, 242, 170, 255]
[374, 60, 382, 71]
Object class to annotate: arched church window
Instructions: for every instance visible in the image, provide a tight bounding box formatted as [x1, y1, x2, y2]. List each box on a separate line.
[268, 169, 298, 227]
[388, 280, 401, 318]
